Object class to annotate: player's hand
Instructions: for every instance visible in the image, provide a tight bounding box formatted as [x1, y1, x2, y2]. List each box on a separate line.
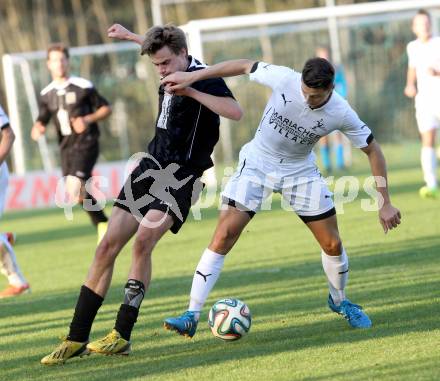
[379, 203, 401, 234]
[31, 122, 46, 141]
[428, 67, 440, 76]
[164, 84, 193, 97]
[404, 84, 417, 98]
[161, 72, 194, 91]
[70, 116, 89, 134]
[107, 24, 133, 41]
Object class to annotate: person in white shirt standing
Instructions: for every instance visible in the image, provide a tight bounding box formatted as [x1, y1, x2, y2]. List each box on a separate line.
[161, 57, 401, 334]
[404, 9, 440, 198]
[0, 105, 30, 298]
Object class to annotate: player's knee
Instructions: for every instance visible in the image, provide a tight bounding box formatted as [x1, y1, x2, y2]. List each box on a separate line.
[133, 231, 157, 257]
[95, 236, 119, 264]
[321, 237, 342, 256]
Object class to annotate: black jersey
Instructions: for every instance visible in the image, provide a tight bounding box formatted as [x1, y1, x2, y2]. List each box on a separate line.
[36, 76, 109, 148]
[147, 56, 234, 172]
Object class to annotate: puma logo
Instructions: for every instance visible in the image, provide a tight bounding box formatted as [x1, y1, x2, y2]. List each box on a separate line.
[196, 270, 212, 282]
[311, 119, 325, 131]
[281, 93, 292, 106]
[338, 269, 349, 274]
[263, 63, 272, 69]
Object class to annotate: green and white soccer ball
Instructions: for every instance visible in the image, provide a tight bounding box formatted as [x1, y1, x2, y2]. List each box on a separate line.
[208, 298, 252, 341]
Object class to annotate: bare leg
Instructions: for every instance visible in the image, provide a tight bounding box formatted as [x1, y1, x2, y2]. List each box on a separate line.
[208, 206, 253, 255]
[305, 214, 342, 256]
[85, 207, 139, 297]
[128, 209, 174, 290]
[110, 210, 174, 342]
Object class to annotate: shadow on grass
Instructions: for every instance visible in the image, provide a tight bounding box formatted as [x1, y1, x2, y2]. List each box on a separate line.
[1, 234, 439, 379]
[2, 299, 439, 380]
[302, 356, 440, 381]
[1, 233, 439, 322]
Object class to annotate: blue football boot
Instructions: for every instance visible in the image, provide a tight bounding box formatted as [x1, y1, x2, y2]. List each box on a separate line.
[328, 294, 372, 328]
[163, 311, 199, 338]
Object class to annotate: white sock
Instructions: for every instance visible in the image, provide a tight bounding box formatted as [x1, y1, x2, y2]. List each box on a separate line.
[8, 273, 26, 287]
[0, 234, 27, 287]
[321, 248, 348, 306]
[421, 147, 437, 188]
[188, 248, 225, 318]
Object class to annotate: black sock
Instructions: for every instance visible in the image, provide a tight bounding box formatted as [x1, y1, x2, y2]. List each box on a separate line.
[68, 285, 104, 342]
[86, 209, 108, 226]
[114, 279, 145, 341]
[83, 193, 108, 226]
[114, 304, 139, 341]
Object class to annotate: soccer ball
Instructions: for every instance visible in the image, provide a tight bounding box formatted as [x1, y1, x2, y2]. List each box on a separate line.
[208, 298, 251, 341]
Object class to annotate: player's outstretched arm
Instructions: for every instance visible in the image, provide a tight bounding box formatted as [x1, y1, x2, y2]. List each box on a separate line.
[107, 24, 144, 45]
[161, 59, 256, 91]
[0, 125, 15, 165]
[361, 140, 401, 234]
[172, 87, 242, 121]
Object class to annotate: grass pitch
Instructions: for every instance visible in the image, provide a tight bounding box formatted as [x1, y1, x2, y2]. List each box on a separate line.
[1, 143, 439, 381]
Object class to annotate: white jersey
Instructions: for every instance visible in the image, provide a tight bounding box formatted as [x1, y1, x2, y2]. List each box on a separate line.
[0, 105, 11, 217]
[0, 105, 9, 129]
[248, 62, 372, 163]
[407, 36, 440, 106]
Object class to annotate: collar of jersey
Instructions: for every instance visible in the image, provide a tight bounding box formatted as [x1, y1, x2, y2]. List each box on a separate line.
[186, 55, 207, 72]
[50, 77, 73, 90]
[302, 91, 333, 111]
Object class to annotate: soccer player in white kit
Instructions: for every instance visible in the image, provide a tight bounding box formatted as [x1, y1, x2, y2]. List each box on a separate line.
[161, 57, 401, 333]
[404, 9, 440, 198]
[0, 106, 30, 298]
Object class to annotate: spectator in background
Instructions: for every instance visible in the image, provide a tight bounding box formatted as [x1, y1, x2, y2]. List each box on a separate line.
[404, 9, 440, 199]
[316, 46, 349, 174]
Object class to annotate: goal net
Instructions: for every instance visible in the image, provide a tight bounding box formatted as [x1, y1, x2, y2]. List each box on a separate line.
[4, 0, 440, 175]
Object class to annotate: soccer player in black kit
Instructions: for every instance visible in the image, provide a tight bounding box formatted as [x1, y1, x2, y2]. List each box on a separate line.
[41, 25, 242, 364]
[31, 43, 112, 243]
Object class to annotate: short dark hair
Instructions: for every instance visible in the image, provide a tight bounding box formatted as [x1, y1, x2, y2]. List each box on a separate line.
[416, 9, 431, 21]
[47, 43, 69, 60]
[141, 24, 187, 56]
[301, 57, 335, 89]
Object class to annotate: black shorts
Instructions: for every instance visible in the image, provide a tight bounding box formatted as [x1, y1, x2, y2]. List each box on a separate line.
[60, 142, 99, 181]
[114, 158, 204, 234]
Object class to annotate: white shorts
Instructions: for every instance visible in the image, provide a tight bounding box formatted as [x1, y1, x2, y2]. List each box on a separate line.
[415, 97, 440, 133]
[222, 143, 335, 220]
[0, 162, 9, 218]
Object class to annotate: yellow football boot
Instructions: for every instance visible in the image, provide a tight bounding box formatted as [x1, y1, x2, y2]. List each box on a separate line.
[87, 329, 131, 355]
[41, 338, 90, 365]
